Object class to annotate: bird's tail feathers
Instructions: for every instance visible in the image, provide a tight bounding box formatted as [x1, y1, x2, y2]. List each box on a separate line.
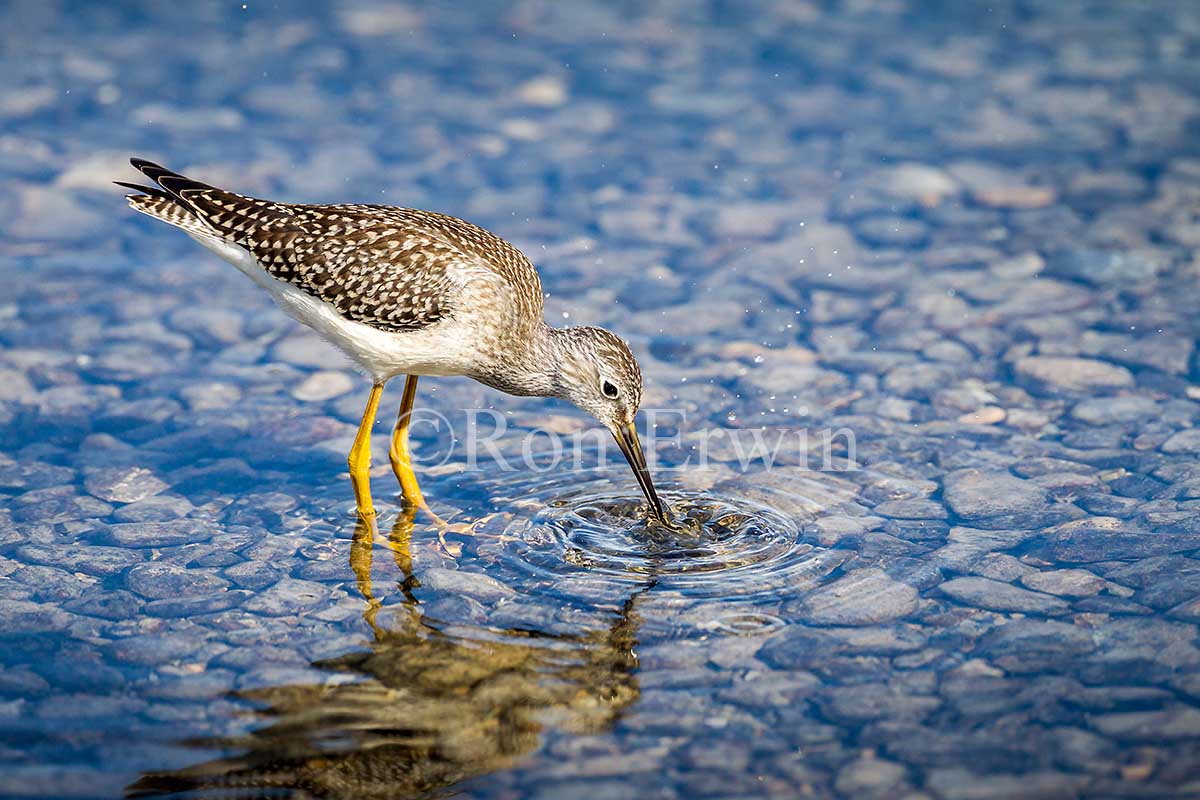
[124, 193, 216, 237]
[119, 158, 218, 236]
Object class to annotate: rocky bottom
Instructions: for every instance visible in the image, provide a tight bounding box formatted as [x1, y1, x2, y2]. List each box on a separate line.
[5, 0, 1200, 797]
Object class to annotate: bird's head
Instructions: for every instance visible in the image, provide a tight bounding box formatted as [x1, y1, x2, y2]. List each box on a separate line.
[553, 326, 669, 524]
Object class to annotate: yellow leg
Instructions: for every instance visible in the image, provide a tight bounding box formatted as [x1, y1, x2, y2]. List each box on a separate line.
[349, 383, 384, 521]
[389, 375, 427, 510]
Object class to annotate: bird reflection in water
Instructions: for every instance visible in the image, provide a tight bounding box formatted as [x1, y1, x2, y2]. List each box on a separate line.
[128, 508, 649, 799]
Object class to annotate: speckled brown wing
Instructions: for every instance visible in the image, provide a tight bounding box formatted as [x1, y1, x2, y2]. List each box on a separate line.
[126, 158, 544, 334]
[178, 192, 464, 333]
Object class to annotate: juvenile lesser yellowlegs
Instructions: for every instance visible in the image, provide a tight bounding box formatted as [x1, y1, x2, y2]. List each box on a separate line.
[119, 159, 668, 524]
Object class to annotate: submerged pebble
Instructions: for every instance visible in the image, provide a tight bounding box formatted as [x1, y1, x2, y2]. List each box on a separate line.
[83, 466, 169, 504]
[796, 568, 919, 626]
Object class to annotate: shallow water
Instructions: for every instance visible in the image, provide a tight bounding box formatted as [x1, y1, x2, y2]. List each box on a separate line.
[500, 484, 811, 584]
[4, 0, 1200, 797]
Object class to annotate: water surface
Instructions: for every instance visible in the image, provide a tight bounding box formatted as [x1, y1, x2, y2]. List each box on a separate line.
[3, 1, 1200, 798]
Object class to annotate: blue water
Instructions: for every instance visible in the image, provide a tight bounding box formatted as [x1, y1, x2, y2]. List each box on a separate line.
[3, 1, 1200, 797]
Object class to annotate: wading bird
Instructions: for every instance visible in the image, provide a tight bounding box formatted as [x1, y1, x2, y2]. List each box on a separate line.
[120, 159, 668, 524]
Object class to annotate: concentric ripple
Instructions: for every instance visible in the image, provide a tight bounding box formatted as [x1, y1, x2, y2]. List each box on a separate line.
[475, 475, 849, 602]
[534, 490, 804, 579]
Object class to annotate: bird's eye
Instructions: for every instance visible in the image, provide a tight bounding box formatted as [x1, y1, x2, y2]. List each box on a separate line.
[602, 380, 619, 399]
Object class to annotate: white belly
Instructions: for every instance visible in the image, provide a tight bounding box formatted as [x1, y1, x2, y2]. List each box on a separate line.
[187, 232, 479, 383]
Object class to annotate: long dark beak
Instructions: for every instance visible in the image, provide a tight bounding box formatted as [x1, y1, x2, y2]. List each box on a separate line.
[612, 422, 670, 524]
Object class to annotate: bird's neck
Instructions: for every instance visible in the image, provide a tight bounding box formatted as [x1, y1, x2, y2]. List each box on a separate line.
[473, 323, 571, 399]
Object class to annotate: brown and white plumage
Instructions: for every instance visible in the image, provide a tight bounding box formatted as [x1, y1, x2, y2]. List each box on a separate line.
[128, 165, 539, 334]
[123, 159, 545, 384]
[121, 158, 669, 522]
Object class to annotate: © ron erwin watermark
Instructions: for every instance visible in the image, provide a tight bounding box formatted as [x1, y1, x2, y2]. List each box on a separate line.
[400, 408, 858, 473]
